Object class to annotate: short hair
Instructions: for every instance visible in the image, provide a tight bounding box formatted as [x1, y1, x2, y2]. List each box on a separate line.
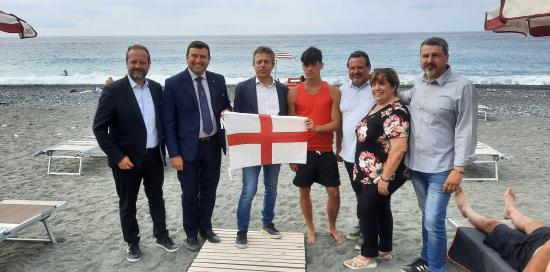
[126, 44, 151, 64]
[347, 51, 371, 68]
[371, 68, 400, 94]
[420, 37, 449, 56]
[186, 40, 210, 58]
[252, 46, 275, 64]
[301, 47, 322, 66]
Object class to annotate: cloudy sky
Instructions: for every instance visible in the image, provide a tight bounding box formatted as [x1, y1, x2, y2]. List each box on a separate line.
[2, 0, 498, 36]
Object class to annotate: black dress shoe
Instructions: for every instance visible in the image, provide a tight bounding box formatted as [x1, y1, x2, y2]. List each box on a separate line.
[186, 237, 201, 252]
[200, 230, 221, 243]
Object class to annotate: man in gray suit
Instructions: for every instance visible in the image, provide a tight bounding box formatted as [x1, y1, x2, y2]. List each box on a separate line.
[232, 46, 288, 248]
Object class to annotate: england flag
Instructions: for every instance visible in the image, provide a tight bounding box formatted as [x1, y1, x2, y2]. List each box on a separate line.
[223, 112, 308, 170]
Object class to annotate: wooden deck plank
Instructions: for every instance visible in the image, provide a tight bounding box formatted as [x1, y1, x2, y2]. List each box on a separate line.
[194, 254, 305, 263]
[189, 263, 304, 272]
[190, 229, 305, 272]
[193, 259, 304, 268]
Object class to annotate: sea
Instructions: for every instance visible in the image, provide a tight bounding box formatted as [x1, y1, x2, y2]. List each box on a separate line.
[1, 32, 549, 86]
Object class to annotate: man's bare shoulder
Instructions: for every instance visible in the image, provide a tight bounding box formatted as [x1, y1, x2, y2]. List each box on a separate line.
[328, 84, 341, 98]
[288, 85, 299, 95]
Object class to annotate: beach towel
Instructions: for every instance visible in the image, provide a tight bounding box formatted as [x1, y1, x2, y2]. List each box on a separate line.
[223, 112, 308, 170]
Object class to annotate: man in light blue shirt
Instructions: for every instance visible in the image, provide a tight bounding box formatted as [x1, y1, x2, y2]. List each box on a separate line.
[336, 51, 375, 248]
[400, 37, 478, 272]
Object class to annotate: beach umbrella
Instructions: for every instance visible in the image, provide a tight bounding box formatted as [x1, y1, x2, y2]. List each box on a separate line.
[0, 10, 37, 38]
[484, 0, 550, 37]
[274, 51, 294, 82]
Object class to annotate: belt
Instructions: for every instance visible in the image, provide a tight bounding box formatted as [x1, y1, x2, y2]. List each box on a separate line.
[199, 135, 215, 142]
[145, 145, 159, 154]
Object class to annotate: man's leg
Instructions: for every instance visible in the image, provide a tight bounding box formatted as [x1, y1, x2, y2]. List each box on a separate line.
[454, 188, 499, 234]
[299, 186, 316, 243]
[177, 160, 200, 239]
[237, 166, 261, 231]
[503, 188, 545, 235]
[262, 164, 281, 227]
[142, 150, 168, 240]
[344, 161, 361, 241]
[326, 186, 341, 241]
[423, 171, 452, 272]
[198, 140, 222, 235]
[112, 167, 142, 245]
[411, 171, 429, 260]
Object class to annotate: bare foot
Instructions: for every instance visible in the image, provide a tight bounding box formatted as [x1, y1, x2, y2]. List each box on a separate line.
[327, 227, 341, 243]
[454, 188, 472, 218]
[504, 188, 517, 219]
[306, 229, 316, 244]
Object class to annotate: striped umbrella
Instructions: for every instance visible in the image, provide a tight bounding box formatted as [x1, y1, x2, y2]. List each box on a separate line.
[0, 10, 37, 38]
[485, 0, 550, 37]
[274, 51, 294, 81]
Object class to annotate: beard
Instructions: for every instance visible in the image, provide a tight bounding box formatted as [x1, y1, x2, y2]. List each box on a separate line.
[423, 63, 438, 77]
[129, 68, 147, 81]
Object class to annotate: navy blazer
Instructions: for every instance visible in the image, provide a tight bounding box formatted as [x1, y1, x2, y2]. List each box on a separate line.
[163, 69, 231, 161]
[233, 77, 288, 115]
[93, 76, 165, 168]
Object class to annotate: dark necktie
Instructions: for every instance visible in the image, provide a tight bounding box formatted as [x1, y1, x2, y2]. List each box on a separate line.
[195, 76, 214, 135]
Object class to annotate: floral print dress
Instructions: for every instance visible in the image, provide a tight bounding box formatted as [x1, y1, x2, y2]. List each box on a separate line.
[353, 100, 410, 185]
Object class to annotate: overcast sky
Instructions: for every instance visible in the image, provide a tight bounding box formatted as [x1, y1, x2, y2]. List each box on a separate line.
[2, 0, 498, 36]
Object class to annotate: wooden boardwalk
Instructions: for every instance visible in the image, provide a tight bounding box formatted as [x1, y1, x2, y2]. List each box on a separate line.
[188, 229, 305, 272]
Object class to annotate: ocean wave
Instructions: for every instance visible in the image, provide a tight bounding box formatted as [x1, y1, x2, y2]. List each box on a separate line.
[1, 73, 550, 86]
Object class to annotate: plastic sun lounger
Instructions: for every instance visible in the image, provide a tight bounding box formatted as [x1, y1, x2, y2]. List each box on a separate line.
[0, 200, 67, 243]
[36, 136, 104, 175]
[464, 141, 512, 182]
[447, 218, 516, 272]
[478, 104, 489, 121]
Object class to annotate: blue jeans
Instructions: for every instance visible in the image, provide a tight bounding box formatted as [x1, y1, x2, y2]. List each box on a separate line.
[411, 170, 451, 272]
[236, 164, 280, 231]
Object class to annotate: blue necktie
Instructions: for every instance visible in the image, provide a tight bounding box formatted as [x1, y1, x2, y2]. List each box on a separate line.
[195, 76, 214, 135]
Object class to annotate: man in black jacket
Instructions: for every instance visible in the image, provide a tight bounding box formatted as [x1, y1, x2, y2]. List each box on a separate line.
[93, 44, 178, 262]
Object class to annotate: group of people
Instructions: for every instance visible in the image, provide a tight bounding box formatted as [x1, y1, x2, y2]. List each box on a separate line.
[91, 37, 550, 272]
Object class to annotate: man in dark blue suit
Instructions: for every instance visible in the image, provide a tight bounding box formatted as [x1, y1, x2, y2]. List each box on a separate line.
[93, 44, 178, 262]
[233, 46, 288, 248]
[163, 41, 231, 252]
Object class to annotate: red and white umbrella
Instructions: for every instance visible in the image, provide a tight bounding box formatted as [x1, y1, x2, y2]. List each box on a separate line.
[485, 0, 550, 37]
[0, 10, 37, 38]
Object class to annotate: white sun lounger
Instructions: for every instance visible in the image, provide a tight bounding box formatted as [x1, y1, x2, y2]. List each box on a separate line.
[35, 136, 104, 175]
[0, 200, 66, 243]
[478, 104, 489, 121]
[464, 141, 512, 182]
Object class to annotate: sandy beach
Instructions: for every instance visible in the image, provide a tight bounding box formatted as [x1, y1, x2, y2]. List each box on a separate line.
[1, 84, 550, 272]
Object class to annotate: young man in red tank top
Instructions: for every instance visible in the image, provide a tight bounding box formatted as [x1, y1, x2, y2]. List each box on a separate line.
[287, 47, 342, 244]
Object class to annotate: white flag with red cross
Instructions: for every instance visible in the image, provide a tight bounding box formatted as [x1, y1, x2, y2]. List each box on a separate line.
[223, 112, 308, 170]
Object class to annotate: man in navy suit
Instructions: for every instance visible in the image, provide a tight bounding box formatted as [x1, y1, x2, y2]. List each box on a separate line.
[232, 46, 288, 248]
[163, 40, 231, 252]
[93, 44, 178, 262]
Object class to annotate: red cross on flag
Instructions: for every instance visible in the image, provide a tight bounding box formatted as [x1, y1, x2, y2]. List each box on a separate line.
[223, 112, 308, 170]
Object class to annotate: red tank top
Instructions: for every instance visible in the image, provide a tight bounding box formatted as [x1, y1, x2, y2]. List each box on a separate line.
[295, 81, 334, 152]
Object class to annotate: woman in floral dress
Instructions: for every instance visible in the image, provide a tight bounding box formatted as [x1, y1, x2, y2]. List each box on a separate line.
[344, 68, 410, 269]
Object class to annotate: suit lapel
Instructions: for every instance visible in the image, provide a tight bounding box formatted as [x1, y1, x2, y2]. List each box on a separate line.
[249, 78, 259, 114]
[149, 82, 162, 133]
[123, 77, 146, 129]
[206, 71, 217, 113]
[183, 69, 198, 109]
[276, 83, 286, 115]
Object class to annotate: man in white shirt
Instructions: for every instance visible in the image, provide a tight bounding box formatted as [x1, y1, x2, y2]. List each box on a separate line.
[232, 46, 289, 248]
[336, 51, 375, 248]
